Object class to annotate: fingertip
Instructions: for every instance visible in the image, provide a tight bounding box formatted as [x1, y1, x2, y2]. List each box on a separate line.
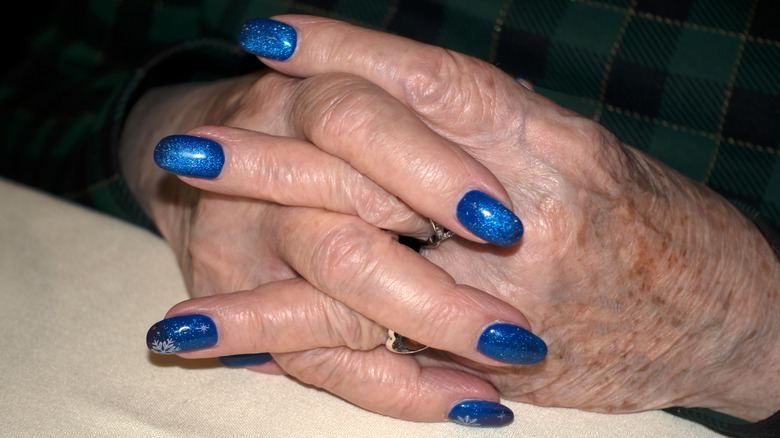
[455, 190, 524, 247]
[238, 18, 298, 61]
[146, 314, 218, 355]
[477, 322, 547, 366]
[153, 134, 224, 179]
[447, 400, 515, 428]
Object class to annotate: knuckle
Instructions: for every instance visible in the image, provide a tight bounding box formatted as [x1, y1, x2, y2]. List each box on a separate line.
[402, 46, 456, 107]
[407, 291, 468, 341]
[324, 301, 386, 350]
[349, 174, 420, 230]
[295, 74, 382, 142]
[226, 73, 297, 132]
[401, 46, 513, 127]
[307, 218, 382, 292]
[401, 46, 472, 110]
[282, 348, 354, 389]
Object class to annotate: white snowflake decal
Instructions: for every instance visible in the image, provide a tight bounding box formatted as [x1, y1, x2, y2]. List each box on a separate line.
[151, 338, 180, 354]
[198, 324, 210, 333]
[456, 415, 480, 426]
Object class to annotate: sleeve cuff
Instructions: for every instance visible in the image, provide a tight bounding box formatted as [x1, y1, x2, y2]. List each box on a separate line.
[99, 38, 260, 233]
[664, 407, 780, 438]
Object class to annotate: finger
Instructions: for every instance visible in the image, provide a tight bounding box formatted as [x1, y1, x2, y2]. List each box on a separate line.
[237, 19, 527, 247]
[154, 118, 523, 246]
[289, 73, 524, 246]
[275, 347, 515, 427]
[145, 278, 388, 359]
[152, 126, 429, 237]
[238, 16, 528, 134]
[269, 206, 547, 367]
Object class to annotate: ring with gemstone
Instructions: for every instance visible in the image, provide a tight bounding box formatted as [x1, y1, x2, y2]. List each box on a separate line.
[422, 219, 455, 249]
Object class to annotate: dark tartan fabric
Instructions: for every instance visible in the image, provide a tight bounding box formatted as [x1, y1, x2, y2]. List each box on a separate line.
[1, 1, 778, 435]
[2, 0, 779, 228]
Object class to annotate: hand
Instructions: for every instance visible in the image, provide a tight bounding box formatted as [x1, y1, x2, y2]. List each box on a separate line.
[122, 58, 546, 425]
[169, 16, 780, 422]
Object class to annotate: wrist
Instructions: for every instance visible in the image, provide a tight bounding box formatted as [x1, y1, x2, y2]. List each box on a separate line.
[712, 228, 780, 422]
[629, 155, 780, 421]
[688, 196, 780, 421]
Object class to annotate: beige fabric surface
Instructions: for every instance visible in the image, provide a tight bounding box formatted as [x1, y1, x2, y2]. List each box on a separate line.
[0, 178, 721, 437]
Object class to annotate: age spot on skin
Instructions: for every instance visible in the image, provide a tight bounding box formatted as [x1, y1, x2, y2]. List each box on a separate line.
[650, 295, 667, 307]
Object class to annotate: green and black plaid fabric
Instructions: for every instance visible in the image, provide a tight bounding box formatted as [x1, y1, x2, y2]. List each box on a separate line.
[2, 0, 779, 228]
[1, 0, 778, 435]
[494, 0, 780, 227]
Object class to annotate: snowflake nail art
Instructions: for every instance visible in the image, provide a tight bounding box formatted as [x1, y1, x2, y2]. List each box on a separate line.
[146, 314, 217, 354]
[455, 415, 481, 426]
[150, 338, 181, 354]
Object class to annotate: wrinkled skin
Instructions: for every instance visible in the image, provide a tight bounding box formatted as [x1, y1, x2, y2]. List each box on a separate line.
[422, 100, 778, 416]
[123, 15, 780, 423]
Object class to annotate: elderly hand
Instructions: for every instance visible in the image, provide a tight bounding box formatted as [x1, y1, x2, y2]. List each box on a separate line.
[122, 45, 551, 425]
[161, 15, 780, 423]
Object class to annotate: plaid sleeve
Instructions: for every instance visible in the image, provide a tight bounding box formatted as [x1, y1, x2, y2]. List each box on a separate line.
[4, 0, 778, 229]
[0, 0, 274, 229]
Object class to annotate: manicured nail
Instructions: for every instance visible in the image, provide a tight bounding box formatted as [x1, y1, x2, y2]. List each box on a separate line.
[153, 135, 224, 179]
[448, 400, 514, 427]
[456, 190, 523, 246]
[146, 314, 217, 354]
[219, 353, 273, 367]
[477, 322, 547, 365]
[238, 18, 297, 61]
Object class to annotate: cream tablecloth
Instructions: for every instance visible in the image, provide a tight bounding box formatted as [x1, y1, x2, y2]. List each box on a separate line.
[0, 178, 720, 437]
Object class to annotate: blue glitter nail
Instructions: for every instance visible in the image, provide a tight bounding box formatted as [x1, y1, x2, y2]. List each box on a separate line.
[219, 353, 274, 367]
[477, 323, 547, 365]
[456, 190, 524, 246]
[146, 315, 218, 354]
[153, 135, 224, 179]
[238, 18, 297, 61]
[448, 400, 514, 427]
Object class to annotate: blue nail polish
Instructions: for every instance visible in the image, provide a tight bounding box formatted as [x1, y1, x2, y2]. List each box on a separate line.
[146, 314, 218, 354]
[238, 18, 297, 61]
[456, 190, 523, 246]
[153, 135, 224, 179]
[219, 353, 273, 367]
[448, 400, 514, 427]
[477, 323, 547, 365]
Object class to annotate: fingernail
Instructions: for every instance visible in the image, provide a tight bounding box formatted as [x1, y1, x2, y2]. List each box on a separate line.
[153, 135, 224, 179]
[456, 190, 523, 246]
[477, 322, 547, 365]
[448, 400, 514, 427]
[146, 314, 217, 354]
[238, 18, 297, 61]
[219, 353, 273, 367]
